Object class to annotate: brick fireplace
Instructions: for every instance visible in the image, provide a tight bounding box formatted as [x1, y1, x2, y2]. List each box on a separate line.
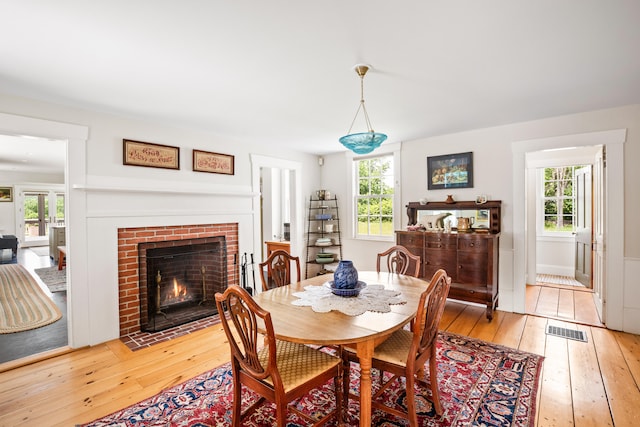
[117, 223, 238, 337]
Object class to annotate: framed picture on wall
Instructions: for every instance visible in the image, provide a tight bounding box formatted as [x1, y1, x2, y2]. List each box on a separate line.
[427, 151, 474, 190]
[192, 149, 234, 175]
[123, 139, 180, 170]
[0, 187, 13, 202]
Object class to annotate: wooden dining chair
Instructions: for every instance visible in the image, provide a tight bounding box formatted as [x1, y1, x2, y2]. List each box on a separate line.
[215, 285, 343, 427]
[342, 269, 452, 425]
[376, 245, 421, 278]
[259, 249, 301, 292]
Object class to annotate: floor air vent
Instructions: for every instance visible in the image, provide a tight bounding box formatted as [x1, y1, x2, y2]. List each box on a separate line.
[546, 325, 587, 342]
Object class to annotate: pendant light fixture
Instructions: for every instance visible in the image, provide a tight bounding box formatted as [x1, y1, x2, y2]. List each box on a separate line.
[339, 64, 388, 154]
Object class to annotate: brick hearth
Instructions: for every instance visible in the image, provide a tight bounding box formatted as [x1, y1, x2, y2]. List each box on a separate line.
[120, 315, 222, 351]
[117, 223, 238, 337]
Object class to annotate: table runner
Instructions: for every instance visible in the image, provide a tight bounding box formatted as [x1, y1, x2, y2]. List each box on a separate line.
[291, 282, 406, 315]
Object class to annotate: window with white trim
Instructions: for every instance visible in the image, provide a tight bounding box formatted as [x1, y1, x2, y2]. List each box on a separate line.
[354, 154, 395, 238]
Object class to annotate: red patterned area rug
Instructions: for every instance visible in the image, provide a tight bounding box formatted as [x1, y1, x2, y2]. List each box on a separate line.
[80, 332, 543, 427]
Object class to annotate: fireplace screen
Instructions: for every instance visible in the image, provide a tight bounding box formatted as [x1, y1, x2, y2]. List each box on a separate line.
[138, 237, 227, 332]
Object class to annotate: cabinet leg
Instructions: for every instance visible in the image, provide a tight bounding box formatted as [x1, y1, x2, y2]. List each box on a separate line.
[486, 306, 493, 322]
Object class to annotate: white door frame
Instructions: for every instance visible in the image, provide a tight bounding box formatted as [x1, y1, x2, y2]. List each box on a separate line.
[592, 147, 606, 319]
[250, 154, 303, 287]
[0, 112, 89, 348]
[512, 129, 626, 330]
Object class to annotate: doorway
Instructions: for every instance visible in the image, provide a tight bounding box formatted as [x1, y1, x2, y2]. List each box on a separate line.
[260, 166, 292, 257]
[525, 146, 602, 326]
[0, 112, 90, 351]
[513, 129, 625, 331]
[0, 133, 69, 363]
[250, 155, 303, 287]
[533, 161, 595, 288]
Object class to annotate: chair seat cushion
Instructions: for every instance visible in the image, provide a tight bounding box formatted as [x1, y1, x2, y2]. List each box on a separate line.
[372, 329, 414, 365]
[258, 340, 341, 391]
[344, 329, 414, 367]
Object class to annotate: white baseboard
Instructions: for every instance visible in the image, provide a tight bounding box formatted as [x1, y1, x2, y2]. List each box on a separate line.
[536, 264, 574, 277]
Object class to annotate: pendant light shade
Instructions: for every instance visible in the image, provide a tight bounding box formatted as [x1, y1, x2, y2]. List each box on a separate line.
[339, 64, 387, 154]
[339, 132, 387, 154]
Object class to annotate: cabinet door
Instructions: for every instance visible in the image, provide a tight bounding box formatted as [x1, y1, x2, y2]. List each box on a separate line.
[424, 248, 457, 280]
[457, 237, 488, 284]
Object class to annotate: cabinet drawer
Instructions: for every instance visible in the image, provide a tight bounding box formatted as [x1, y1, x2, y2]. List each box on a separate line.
[425, 236, 456, 249]
[449, 284, 489, 304]
[397, 232, 424, 248]
[458, 237, 487, 251]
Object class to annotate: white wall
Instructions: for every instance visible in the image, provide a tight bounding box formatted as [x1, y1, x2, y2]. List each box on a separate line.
[318, 143, 403, 272]
[322, 104, 640, 333]
[0, 93, 321, 347]
[536, 237, 575, 277]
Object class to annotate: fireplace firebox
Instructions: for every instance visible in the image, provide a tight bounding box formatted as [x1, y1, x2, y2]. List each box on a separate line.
[138, 236, 227, 332]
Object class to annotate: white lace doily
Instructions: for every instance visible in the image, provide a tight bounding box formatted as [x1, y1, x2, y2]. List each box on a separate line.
[291, 282, 406, 316]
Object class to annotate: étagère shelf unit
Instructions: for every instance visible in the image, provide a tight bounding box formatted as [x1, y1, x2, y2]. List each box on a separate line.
[305, 195, 343, 278]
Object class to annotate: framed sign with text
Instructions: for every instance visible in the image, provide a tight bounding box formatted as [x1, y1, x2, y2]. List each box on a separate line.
[193, 149, 234, 175]
[123, 139, 180, 170]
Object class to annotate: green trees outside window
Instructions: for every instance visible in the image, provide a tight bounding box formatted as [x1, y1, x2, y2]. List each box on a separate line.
[356, 155, 394, 236]
[24, 195, 64, 220]
[543, 166, 584, 232]
[23, 192, 64, 238]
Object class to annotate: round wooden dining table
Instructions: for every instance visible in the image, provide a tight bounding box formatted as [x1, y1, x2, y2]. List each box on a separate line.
[252, 270, 428, 427]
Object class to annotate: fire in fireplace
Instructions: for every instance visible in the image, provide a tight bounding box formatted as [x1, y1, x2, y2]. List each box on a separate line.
[138, 236, 227, 332]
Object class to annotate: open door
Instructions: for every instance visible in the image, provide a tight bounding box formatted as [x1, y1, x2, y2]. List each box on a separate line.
[591, 147, 606, 320]
[574, 166, 592, 287]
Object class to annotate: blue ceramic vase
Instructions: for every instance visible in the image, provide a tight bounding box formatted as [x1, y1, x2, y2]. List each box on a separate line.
[334, 260, 358, 289]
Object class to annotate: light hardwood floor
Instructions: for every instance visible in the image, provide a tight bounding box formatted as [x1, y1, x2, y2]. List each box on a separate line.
[1, 300, 639, 426]
[526, 284, 604, 327]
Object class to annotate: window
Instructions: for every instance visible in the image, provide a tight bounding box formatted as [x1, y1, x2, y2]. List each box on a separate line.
[355, 154, 394, 238]
[542, 165, 585, 233]
[55, 193, 65, 224]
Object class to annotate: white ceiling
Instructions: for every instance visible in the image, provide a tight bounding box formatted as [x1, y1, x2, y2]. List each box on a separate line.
[0, 134, 65, 174]
[1, 0, 639, 173]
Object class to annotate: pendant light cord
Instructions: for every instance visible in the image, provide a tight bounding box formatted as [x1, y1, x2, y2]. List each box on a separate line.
[345, 73, 375, 134]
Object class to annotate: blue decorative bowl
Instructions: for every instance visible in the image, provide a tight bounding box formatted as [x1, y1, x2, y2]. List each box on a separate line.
[329, 280, 366, 297]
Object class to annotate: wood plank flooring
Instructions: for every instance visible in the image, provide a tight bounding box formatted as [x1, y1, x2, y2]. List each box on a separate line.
[1, 300, 638, 426]
[526, 284, 603, 327]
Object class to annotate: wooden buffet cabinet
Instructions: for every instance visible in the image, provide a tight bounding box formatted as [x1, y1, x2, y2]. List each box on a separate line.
[396, 200, 501, 320]
[265, 240, 290, 256]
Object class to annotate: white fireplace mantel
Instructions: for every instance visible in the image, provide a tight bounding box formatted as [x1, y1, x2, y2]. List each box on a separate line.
[71, 176, 259, 197]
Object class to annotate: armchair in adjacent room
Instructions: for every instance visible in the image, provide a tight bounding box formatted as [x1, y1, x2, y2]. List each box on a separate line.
[0, 234, 18, 258]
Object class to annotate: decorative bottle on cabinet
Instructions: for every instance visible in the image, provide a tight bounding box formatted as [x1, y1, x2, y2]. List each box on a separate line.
[305, 194, 343, 278]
